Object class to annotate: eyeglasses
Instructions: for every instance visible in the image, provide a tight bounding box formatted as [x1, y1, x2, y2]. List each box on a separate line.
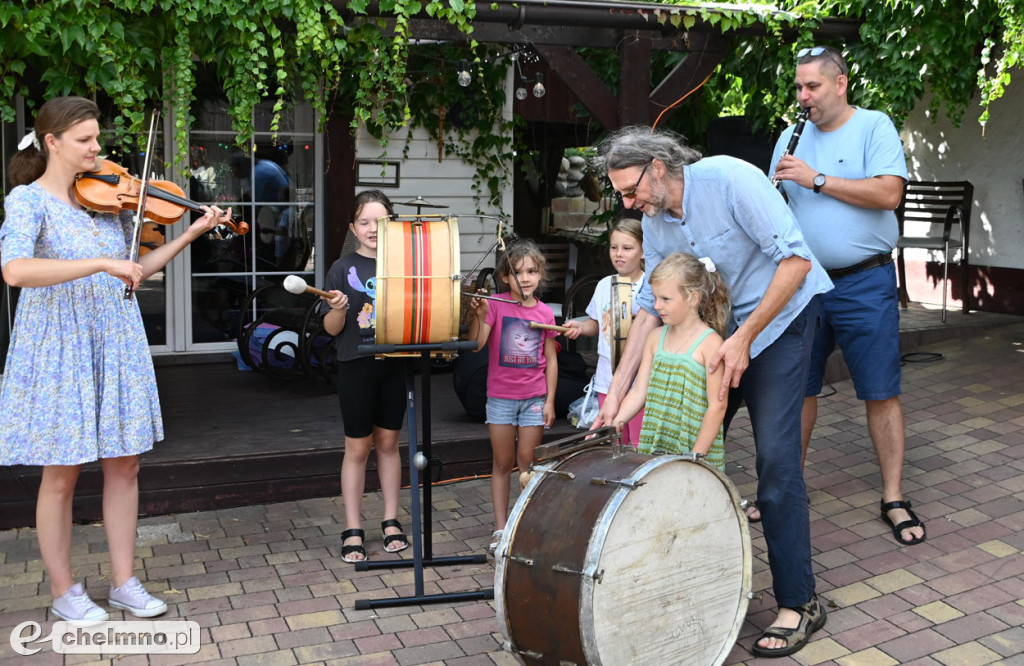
[617, 163, 650, 202]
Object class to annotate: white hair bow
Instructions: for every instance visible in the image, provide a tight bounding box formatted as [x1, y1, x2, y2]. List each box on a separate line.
[17, 130, 39, 151]
[698, 256, 717, 273]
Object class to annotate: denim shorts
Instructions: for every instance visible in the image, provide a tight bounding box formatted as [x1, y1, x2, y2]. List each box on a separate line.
[806, 262, 901, 401]
[485, 395, 546, 427]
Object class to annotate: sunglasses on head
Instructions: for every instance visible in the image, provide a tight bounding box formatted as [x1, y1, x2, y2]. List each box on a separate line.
[797, 46, 828, 58]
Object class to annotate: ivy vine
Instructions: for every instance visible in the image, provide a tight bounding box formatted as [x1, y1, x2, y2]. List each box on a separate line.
[1, 0, 1022, 206]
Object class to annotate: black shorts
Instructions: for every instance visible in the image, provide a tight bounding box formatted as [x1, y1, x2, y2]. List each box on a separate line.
[336, 356, 407, 438]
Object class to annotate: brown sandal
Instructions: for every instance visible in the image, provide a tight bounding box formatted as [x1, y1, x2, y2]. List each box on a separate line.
[750, 595, 827, 658]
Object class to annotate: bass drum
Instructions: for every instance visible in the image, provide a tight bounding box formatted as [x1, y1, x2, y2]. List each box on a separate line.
[494, 446, 751, 666]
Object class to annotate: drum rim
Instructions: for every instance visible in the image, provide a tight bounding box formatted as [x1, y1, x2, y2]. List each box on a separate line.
[493, 445, 603, 656]
[579, 455, 752, 666]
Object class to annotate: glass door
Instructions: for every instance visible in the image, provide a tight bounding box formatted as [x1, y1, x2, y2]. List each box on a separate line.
[184, 74, 318, 350]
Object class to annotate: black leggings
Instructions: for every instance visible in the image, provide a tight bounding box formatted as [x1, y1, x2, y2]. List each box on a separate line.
[336, 356, 407, 438]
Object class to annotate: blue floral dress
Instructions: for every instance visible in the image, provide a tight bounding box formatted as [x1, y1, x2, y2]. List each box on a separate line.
[0, 183, 163, 465]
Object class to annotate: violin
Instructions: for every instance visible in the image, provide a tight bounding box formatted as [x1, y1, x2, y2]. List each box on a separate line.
[73, 158, 249, 236]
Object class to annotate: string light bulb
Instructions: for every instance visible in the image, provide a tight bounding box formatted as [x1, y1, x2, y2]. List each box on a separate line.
[515, 76, 529, 100]
[457, 60, 471, 87]
[532, 73, 546, 98]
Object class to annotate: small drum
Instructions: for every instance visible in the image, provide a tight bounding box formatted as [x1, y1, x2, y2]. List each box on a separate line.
[495, 445, 751, 666]
[375, 215, 461, 356]
[609, 276, 633, 372]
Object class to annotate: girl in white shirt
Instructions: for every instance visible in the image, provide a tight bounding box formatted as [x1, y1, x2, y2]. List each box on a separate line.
[563, 217, 645, 447]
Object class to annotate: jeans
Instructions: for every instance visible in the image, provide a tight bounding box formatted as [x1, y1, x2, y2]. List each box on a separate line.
[724, 296, 821, 608]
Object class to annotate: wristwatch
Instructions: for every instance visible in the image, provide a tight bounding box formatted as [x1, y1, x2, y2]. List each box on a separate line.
[813, 173, 827, 193]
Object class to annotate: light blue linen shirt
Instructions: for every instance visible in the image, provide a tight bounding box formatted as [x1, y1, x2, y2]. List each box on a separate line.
[636, 155, 833, 359]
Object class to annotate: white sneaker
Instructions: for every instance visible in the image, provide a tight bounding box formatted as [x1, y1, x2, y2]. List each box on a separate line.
[489, 530, 504, 554]
[108, 577, 168, 618]
[52, 583, 110, 623]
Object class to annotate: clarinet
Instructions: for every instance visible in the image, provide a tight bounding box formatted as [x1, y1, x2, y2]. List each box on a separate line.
[771, 107, 811, 190]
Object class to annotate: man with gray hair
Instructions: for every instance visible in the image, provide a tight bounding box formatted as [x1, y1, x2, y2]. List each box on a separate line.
[592, 126, 832, 658]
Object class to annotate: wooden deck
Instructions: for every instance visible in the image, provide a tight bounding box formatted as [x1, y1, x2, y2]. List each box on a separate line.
[0, 358, 580, 529]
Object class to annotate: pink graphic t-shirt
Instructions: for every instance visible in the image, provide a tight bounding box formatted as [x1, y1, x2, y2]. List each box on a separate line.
[484, 294, 556, 400]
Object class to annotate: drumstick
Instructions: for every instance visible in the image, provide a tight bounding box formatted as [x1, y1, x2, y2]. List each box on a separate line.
[461, 291, 519, 304]
[529, 321, 571, 334]
[283, 274, 333, 299]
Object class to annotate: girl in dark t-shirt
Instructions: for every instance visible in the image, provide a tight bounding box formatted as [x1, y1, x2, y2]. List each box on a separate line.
[320, 190, 408, 564]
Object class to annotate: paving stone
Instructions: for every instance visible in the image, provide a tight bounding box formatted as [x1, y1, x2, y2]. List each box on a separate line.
[292, 640, 360, 662]
[836, 647, 902, 665]
[4, 323, 1024, 665]
[877, 628, 958, 663]
[235, 651, 298, 666]
[914, 600, 966, 624]
[285, 609, 346, 631]
[930, 641, 1004, 665]
[274, 626, 333, 649]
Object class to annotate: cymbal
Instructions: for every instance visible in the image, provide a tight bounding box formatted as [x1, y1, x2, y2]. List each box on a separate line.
[397, 195, 449, 209]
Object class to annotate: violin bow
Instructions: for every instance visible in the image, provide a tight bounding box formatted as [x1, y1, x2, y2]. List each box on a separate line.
[124, 110, 160, 301]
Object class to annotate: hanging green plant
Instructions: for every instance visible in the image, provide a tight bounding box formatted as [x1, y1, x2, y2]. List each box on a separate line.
[1, 0, 1023, 189]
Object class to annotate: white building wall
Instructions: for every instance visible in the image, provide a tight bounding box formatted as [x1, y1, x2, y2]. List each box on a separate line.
[354, 71, 514, 281]
[901, 70, 1024, 270]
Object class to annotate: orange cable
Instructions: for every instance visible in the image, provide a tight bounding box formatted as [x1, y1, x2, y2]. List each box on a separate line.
[652, 69, 715, 130]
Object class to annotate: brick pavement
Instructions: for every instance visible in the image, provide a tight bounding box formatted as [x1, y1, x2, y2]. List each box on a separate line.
[2, 322, 1023, 665]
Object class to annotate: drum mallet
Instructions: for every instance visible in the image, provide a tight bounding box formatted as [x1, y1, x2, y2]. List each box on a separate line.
[461, 291, 519, 304]
[528, 321, 571, 334]
[284, 274, 334, 299]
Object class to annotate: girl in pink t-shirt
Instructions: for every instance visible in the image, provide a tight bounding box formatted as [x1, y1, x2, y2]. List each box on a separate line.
[468, 239, 558, 551]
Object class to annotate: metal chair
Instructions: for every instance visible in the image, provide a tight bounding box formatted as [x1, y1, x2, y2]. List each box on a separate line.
[895, 180, 973, 322]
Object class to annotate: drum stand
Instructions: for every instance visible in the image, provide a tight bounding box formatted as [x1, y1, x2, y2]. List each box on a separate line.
[353, 342, 494, 610]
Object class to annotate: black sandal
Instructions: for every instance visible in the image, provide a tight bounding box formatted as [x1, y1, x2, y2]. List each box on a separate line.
[341, 528, 366, 563]
[750, 594, 827, 658]
[381, 519, 409, 553]
[880, 499, 927, 545]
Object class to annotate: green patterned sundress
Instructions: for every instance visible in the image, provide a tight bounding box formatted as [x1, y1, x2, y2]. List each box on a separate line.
[637, 327, 725, 470]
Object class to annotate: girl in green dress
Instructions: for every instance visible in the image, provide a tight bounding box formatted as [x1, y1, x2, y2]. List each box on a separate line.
[612, 252, 731, 469]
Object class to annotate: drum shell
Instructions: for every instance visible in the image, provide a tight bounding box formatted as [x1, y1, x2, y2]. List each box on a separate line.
[375, 216, 461, 355]
[494, 447, 751, 666]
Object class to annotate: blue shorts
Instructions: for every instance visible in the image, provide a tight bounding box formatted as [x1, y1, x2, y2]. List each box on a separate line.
[806, 262, 901, 401]
[486, 395, 546, 427]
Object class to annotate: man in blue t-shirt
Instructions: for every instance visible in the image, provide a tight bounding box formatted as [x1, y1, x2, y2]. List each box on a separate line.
[771, 46, 925, 550]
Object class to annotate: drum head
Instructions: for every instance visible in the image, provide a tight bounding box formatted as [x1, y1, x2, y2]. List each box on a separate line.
[582, 458, 750, 665]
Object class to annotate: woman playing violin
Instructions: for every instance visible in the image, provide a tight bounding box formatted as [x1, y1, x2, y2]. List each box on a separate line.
[0, 96, 231, 622]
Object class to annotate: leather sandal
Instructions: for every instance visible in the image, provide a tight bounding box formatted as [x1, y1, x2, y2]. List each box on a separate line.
[381, 519, 409, 553]
[750, 594, 827, 658]
[340, 528, 366, 563]
[880, 499, 927, 545]
[744, 499, 761, 524]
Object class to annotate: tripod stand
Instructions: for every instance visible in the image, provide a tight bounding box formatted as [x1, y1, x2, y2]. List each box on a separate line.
[353, 341, 494, 610]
